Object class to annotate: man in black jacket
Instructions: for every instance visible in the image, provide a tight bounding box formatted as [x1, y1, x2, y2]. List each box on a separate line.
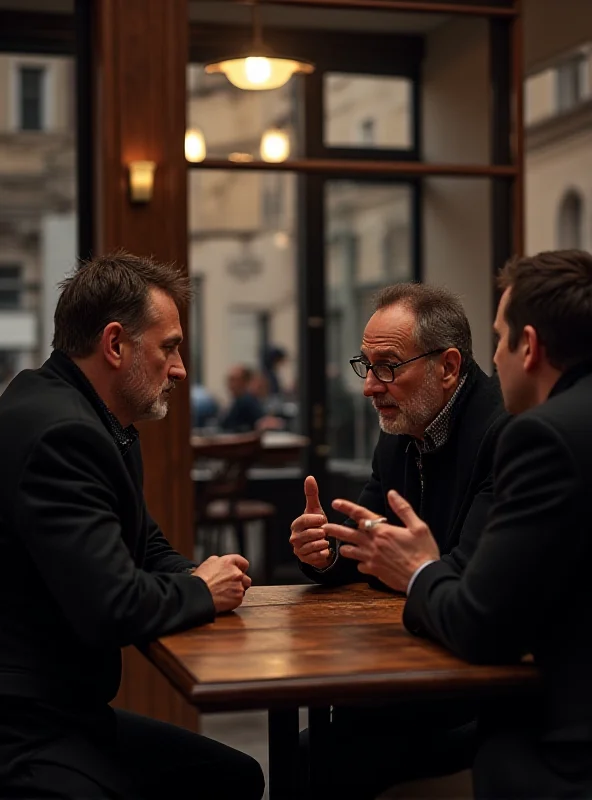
[327, 249, 592, 798]
[0, 252, 264, 800]
[290, 283, 506, 798]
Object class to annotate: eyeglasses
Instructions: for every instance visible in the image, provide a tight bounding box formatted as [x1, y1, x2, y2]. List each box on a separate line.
[349, 349, 446, 383]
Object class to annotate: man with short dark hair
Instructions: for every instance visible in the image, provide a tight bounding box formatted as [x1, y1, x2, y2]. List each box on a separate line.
[290, 283, 506, 799]
[326, 250, 592, 798]
[0, 252, 264, 800]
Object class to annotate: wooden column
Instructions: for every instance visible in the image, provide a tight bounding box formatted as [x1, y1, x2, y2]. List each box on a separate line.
[92, 0, 197, 729]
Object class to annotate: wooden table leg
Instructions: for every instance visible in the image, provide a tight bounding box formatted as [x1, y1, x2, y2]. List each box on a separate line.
[308, 705, 331, 800]
[268, 707, 300, 800]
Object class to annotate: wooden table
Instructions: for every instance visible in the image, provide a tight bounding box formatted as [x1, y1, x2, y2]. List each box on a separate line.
[147, 584, 539, 799]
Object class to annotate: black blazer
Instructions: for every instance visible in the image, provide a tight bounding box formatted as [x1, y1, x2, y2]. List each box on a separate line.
[302, 362, 507, 587]
[404, 363, 592, 793]
[0, 351, 214, 706]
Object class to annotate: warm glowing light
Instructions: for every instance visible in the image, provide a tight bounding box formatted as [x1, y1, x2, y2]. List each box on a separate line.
[185, 129, 206, 162]
[205, 56, 313, 91]
[128, 161, 156, 203]
[245, 57, 272, 85]
[228, 152, 254, 163]
[260, 129, 290, 163]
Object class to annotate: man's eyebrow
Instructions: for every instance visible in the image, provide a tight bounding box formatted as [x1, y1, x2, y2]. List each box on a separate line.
[162, 334, 183, 346]
[362, 348, 403, 362]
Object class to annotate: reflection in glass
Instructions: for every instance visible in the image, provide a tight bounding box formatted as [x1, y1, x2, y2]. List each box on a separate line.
[185, 128, 206, 162]
[324, 73, 412, 150]
[260, 128, 290, 163]
[206, 55, 312, 92]
[325, 182, 413, 463]
[0, 53, 77, 394]
[187, 64, 301, 162]
[188, 171, 298, 432]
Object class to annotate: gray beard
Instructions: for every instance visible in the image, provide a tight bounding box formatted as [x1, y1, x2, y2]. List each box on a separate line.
[119, 347, 172, 422]
[373, 367, 442, 437]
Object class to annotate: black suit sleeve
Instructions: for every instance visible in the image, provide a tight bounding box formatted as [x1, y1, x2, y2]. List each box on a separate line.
[15, 423, 215, 649]
[403, 415, 580, 664]
[299, 447, 386, 586]
[440, 473, 494, 574]
[143, 511, 197, 574]
[441, 412, 507, 574]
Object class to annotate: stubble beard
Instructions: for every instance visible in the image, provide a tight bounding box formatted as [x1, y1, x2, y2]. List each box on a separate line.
[120, 347, 173, 423]
[373, 364, 442, 437]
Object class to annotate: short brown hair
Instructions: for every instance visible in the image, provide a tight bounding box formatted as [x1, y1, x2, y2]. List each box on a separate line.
[53, 250, 192, 357]
[498, 249, 592, 370]
[374, 283, 473, 372]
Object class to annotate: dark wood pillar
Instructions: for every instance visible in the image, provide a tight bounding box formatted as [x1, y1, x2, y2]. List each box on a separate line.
[92, 0, 197, 729]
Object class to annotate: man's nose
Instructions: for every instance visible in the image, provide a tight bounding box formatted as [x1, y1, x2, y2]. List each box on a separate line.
[170, 357, 187, 382]
[363, 369, 386, 397]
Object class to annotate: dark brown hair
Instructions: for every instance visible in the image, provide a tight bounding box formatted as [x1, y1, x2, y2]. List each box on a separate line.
[374, 282, 473, 372]
[498, 249, 592, 370]
[53, 250, 192, 357]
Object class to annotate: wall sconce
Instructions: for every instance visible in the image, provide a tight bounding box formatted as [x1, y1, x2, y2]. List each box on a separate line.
[128, 160, 156, 203]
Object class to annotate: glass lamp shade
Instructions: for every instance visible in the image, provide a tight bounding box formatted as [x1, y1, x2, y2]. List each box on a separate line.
[185, 129, 206, 162]
[260, 129, 290, 163]
[205, 55, 314, 91]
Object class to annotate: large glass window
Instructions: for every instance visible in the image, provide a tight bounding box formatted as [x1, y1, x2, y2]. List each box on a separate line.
[188, 25, 422, 470]
[324, 73, 413, 150]
[0, 52, 76, 393]
[325, 181, 413, 463]
[187, 64, 302, 163]
[188, 169, 298, 431]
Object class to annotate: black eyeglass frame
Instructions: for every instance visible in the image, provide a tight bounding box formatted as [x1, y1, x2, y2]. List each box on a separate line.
[349, 348, 447, 383]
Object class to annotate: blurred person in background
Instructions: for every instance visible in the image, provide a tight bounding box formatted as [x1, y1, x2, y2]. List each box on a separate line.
[261, 344, 287, 399]
[221, 364, 283, 433]
[190, 382, 219, 429]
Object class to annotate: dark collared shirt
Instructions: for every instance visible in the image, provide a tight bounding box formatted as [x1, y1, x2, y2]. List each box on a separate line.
[417, 373, 468, 454]
[61, 352, 139, 457]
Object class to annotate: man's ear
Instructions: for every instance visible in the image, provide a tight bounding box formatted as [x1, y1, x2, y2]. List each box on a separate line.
[101, 322, 125, 369]
[441, 348, 462, 389]
[523, 325, 542, 373]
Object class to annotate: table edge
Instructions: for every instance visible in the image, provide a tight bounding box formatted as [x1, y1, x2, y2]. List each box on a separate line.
[145, 641, 540, 712]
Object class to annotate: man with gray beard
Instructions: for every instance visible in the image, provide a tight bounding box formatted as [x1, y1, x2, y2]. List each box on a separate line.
[290, 283, 505, 800]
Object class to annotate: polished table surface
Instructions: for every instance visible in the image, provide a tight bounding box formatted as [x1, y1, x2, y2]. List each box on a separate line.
[147, 584, 540, 799]
[147, 583, 539, 712]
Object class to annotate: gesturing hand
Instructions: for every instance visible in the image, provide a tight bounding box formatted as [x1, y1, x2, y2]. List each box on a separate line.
[321, 490, 440, 593]
[193, 554, 252, 613]
[289, 475, 332, 569]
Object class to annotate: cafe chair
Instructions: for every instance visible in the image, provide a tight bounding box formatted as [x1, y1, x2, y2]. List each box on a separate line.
[192, 431, 277, 583]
